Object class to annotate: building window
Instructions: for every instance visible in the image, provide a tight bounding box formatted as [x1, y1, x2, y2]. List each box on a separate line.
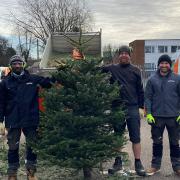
[171, 46, 180, 53]
[145, 46, 155, 53]
[158, 46, 168, 53]
[144, 63, 156, 70]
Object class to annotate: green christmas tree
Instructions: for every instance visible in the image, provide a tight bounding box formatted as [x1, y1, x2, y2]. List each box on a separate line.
[34, 58, 126, 179]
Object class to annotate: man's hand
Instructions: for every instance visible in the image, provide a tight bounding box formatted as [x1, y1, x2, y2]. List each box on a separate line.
[0, 122, 5, 135]
[146, 114, 155, 124]
[176, 115, 180, 124]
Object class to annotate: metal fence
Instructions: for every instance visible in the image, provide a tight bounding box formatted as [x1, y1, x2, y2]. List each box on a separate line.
[136, 65, 157, 88]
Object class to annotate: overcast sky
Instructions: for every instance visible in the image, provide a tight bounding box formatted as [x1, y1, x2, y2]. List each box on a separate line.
[1, 0, 180, 46]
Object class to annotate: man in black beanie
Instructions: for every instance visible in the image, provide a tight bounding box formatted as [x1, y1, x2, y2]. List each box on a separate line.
[157, 54, 172, 67]
[103, 45, 146, 176]
[145, 54, 180, 176]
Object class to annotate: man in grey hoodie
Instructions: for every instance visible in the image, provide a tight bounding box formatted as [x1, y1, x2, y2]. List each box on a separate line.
[145, 54, 180, 176]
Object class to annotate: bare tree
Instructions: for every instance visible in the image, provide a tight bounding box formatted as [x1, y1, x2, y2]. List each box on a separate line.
[12, 0, 92, 45]
[15, 26, 33, 62]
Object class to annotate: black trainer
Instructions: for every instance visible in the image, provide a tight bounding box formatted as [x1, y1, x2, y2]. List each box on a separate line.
[108, 156, 123, 175]
[135, 160, 146, 176]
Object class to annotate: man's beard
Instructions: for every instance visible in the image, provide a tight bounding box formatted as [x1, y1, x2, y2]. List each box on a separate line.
[12, 68, 24, 75]
[160, 67, 170, 73]
[120, 59, 130, 66]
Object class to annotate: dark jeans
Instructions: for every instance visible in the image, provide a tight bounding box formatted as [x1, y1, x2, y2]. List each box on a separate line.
[151, 117, 180, 171]
[113, 105, 141, 144]
[7, 127, 37, 175]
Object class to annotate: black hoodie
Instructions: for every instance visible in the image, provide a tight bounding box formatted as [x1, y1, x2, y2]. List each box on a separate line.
[102, 63, 144, 108]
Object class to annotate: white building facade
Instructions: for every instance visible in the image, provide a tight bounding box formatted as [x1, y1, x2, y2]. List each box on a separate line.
[144, 39, 180, 69]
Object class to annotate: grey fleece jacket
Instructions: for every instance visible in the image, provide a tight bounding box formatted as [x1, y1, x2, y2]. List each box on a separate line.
[145, 70, 180, 117]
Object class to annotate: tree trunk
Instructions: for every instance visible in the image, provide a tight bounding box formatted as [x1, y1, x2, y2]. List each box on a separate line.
[83, 167, 92, 179]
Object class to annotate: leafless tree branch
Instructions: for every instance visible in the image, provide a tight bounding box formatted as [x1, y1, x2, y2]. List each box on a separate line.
[10, 0, 92, 45]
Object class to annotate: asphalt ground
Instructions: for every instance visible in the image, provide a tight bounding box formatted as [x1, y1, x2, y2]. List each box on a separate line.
[1, 118, 179, 179]
[110, 118, 180, 179]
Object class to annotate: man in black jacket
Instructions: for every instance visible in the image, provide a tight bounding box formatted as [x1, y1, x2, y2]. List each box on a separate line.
[0, 55, 54, 180]
[145, 54, 180, 176]
[103, 45, 146, 176]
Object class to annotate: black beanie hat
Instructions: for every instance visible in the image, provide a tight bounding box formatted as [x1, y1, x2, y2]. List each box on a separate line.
[118, 45, 132, 56]
[158, 54, 172, 67]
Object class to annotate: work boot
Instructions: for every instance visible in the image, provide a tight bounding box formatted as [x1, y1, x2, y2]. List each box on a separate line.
[135, 160, 146, 176]
[174, 169, 180, 176]
[27, 169, 38, 180]
[108, 156, 123, 174]
[8, 174, 17, 180]
[146, 167, 160, 176]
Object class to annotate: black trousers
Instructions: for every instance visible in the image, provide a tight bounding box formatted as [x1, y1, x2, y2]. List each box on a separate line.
[7, 127, 37, 175]
[151, 117, 180, 171]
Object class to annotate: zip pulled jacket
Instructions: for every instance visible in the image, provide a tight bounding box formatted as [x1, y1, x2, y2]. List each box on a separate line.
[0, 70, 53, 128]
[145, 70, 180, 117]
[102, 63, 144, 108]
